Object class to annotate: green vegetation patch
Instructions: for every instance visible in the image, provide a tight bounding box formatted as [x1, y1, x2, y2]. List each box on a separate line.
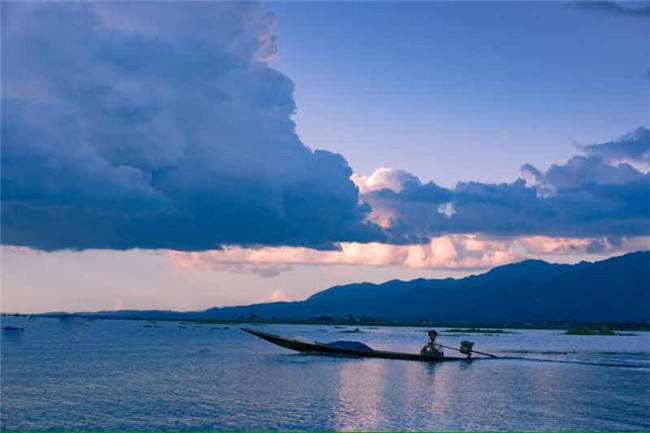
[339, 327, 364, 334]
[565, 326, 636, 336]
[443, 328, 518, 335]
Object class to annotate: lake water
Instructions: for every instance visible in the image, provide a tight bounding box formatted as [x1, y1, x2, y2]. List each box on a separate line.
[2, 317, 649, 431]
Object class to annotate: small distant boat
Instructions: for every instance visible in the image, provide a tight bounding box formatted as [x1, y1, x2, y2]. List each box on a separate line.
[242, 328, 474, 362]
[2, 326, 25, 332]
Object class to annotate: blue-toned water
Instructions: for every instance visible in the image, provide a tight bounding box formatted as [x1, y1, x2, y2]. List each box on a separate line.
[2, 317, 649, 431]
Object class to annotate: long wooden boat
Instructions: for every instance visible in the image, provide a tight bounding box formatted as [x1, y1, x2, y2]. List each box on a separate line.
[242, 327, 470, 362]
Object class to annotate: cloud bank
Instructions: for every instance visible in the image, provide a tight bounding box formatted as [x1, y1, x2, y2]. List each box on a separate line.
[169, 235, 649, 277]
[2, 2, 648, 273]
[169, 235, 520, 277]
[358, 128, 650, 243]
[1, 1, 380, 251]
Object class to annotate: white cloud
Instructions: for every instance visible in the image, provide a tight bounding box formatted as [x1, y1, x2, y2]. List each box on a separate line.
[113, 298, 125, 311]
[255, 289, 289, 303]
[437, 202, 455, 218]
[168, 235, 650, 276]
[352, 168, 420, 194]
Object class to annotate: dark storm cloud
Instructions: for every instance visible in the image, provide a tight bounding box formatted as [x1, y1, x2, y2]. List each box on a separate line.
[577, 1, 650, 19]
[1, 2, 382, 251]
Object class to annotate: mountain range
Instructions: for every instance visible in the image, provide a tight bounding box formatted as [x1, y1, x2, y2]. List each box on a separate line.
[39, 251, 650, 326]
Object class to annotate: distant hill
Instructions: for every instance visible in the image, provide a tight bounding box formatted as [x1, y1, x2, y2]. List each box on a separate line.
[41, 251, 650, 326]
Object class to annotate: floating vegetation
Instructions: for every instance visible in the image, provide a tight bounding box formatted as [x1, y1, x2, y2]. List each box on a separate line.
[444, 328, 517, 335]
[503, 350, 575, 355]
[565, 327, 635, 336]
[339, 327, 363, 334]
[502, 349, 650, 356]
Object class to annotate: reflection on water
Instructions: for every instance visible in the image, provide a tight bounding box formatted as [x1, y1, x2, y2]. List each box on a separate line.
[334, 361, 386, 431]
[1, 317, 649, 431]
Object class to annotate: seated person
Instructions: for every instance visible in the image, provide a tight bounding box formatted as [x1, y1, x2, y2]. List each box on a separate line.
[420, 330, 444, 357]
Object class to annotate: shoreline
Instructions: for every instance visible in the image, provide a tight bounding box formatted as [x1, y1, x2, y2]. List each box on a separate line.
[3, 313, 649, 332]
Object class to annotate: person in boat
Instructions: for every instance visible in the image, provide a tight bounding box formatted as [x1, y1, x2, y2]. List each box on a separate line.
[420, 330, 444, 357]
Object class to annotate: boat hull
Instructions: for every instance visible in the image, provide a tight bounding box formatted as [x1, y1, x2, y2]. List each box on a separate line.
[242, 328, 468, 362]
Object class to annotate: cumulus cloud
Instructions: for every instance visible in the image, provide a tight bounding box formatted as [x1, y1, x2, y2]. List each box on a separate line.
[1, 1, 380, 251]
[526, 156, 644, 195]
[255, 289, 289, 303]
[582, 127, 650, 170]
[352, 168, 421, 194]
[358, 127, 650, 241]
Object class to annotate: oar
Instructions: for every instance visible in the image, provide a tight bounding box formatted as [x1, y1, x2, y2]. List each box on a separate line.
[437, 343, 498, 358]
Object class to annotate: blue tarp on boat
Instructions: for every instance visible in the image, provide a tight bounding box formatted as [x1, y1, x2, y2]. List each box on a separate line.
[324, 340, 374, 352]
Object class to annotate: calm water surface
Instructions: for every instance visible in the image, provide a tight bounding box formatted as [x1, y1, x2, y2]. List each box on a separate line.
[1, 317, 649, 431]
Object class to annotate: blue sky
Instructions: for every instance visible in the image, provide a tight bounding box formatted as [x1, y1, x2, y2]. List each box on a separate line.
[2, 1, 649, 313]
[271, 1, 649, 185]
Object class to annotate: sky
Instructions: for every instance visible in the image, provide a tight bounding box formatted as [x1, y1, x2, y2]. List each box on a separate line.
[271, 1, 650, 185]
[2, 1, 649, 313]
